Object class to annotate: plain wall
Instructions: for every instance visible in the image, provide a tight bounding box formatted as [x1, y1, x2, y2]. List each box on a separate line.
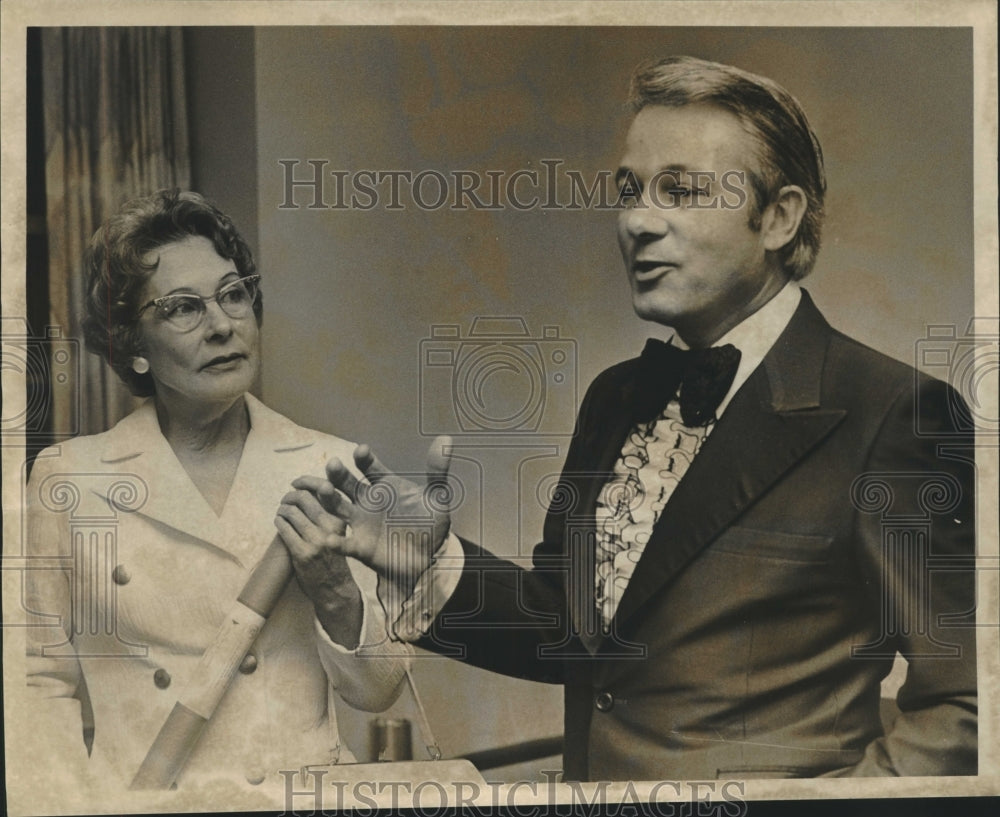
[186, 28, 259, 267]
[238, 26, 972, 773]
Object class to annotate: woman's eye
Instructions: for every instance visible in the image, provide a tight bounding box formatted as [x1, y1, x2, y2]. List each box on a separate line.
[163, 299, 199, 317]
[219, 287, 249, 306]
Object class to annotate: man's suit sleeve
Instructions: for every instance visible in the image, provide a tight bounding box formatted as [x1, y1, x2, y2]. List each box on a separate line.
[416, 369, 612, 682]
[840, 376, 977, 776]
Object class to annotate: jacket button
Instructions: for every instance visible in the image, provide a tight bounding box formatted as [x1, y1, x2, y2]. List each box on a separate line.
[153, 668, 171, 689]
[239, 653, 258, 675]
[112, 565, 131, 585]
[595, 691, 614, 712]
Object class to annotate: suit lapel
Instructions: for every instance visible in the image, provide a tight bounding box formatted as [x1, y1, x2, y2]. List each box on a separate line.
[575, 377, 642, 518]
[608, 293, 847, 636]
[567, 372, 641, 645]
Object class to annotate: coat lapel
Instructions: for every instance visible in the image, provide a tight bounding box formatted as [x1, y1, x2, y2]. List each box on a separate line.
[608, 293, 847, 637]
[94, 395, 317, 567]
[97, 400, 227, 549]
[220, 395, 318, 566]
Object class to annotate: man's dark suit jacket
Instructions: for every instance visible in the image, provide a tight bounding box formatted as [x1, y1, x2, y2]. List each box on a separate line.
[420, 292, 977, 780]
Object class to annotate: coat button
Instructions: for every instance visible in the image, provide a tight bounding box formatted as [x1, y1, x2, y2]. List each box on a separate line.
[112, 565, 131, 585]
[239, 653, 258, 675]
[595, 691, 614, 712]
[153, 668, 171, 689]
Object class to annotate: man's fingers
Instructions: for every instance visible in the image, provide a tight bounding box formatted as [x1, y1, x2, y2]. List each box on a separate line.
[425, 435, 454, 511]
[320, 488, 354, 524]
[353, 444, 395, 485]
[291, 475, 355, 518]
[291, 475, 330, 494]
[426, 435, 453, 482]
[324, 457, 363, 502]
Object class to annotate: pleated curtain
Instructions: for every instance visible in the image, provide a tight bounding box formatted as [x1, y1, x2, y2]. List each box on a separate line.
[42, 27, 190, 435]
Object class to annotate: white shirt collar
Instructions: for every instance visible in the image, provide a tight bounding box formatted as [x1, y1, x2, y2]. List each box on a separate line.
[671, 282, 802, 418]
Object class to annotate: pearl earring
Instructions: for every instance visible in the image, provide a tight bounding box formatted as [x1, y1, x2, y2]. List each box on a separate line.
[132, 357, 150, 374]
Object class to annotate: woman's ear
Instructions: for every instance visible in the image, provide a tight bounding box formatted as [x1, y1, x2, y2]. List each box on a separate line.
[761, 185, 808, 252]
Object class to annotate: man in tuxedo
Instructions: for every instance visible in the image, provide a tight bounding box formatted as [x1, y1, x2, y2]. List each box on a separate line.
[281, 56, 977, 780]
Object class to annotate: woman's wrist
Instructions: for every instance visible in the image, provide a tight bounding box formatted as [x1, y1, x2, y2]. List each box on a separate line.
[312, 582, 363, 650]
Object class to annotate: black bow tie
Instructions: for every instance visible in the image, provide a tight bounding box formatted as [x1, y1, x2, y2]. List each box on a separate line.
[632, 339, 742, 427]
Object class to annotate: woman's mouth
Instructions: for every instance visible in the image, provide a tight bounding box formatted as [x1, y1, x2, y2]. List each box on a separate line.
[201, 353, 246, 371]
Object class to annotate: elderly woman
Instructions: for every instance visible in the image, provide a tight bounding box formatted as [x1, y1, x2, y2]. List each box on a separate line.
[24, 189, 409, 793]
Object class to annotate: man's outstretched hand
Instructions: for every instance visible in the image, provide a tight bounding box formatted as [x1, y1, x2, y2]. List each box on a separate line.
[284, 435, 454, 597]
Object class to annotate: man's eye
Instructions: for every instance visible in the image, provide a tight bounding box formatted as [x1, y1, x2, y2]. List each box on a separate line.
[666, 187, 710, 197]
[662, 186, 711, 202]
[615, 187, 642, 209]
[615, 172, 643, 206]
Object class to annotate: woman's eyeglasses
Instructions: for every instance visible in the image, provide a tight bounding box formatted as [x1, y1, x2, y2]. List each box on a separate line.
[137, 275, 261, 332]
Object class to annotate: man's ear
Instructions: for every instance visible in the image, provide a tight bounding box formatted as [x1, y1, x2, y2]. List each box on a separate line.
[761, 185, 807, 252]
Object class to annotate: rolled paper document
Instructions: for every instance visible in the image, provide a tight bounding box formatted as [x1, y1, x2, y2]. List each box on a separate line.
[130, 536, 293, 790]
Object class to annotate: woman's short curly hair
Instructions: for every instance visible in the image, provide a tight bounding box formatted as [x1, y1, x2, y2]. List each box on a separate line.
[82, 189, 260, 396]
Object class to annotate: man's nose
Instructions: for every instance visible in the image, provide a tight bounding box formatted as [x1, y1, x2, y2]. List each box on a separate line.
[623, 194, 670, 239]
